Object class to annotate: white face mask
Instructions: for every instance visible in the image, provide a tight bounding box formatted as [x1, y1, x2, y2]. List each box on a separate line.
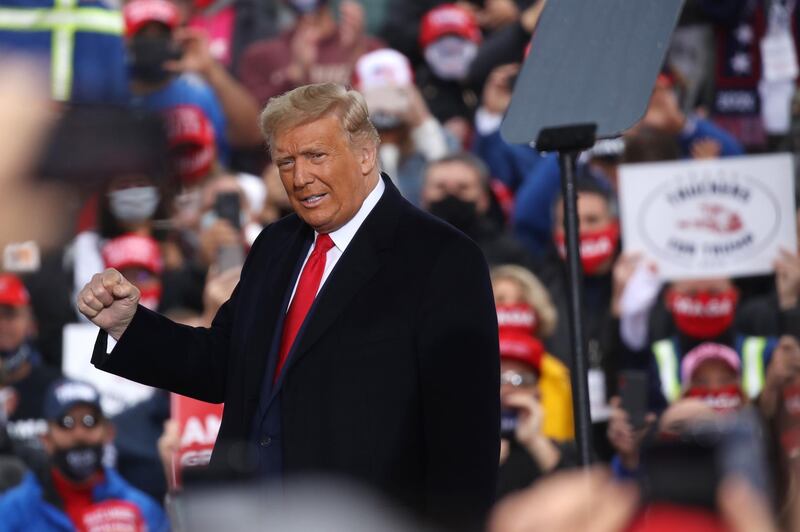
[108, 186, 159, 223]
[424, 36, 478, 81]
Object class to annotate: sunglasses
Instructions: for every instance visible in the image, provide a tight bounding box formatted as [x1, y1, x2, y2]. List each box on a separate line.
[55, 413, 101, 430]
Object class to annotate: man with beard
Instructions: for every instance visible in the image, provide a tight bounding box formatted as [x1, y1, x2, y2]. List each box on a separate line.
[421, 152, 533, 270]
[0, 379, 167, 530]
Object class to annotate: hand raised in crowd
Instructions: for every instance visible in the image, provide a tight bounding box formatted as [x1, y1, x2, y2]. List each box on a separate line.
[400, 84, 434, 128]
[198, 218, 242, 268]
[77, 269, 140, 341]
[607, 396, 656, 470]
[338, 0, 365, 49]
[761, 335, 800, 418]
[489, 467, 639, 532]
[611, 252, 642, 317]
[476, 0, 520, 31]
[775, 248, 800, 310]
[165, 27, 215, 79]
[689, 137, 723, 160]
[287, 22, 321, 84]
[482, 63, 520, 115]
[718, 476, 779, 532]
[503, 391, 561, 472]
[202, 266, 241, 325]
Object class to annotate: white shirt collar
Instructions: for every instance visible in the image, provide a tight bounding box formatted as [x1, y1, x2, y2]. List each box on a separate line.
[316, 175, 385, 252]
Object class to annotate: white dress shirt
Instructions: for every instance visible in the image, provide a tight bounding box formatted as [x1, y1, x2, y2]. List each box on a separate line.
[287, 176, 385, 307]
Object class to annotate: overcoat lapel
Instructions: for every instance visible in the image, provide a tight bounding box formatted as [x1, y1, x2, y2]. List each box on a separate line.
[242, 222, 312, 403]
[282, 175, 403, 377]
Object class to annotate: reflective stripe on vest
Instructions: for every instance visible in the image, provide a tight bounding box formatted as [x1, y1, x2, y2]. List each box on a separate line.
[653, 339, 681, 403]
[652, 337, 769, 403]
[741, 336, 766, 399]
[0, 1, 122, 100]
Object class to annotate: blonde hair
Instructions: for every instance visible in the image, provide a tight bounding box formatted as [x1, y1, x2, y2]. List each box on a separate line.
[260, 83, 380, 155]
[491, 264, 558, 338]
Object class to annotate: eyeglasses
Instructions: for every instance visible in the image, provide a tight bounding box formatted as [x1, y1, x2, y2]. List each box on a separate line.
[55, 413, 101, 430]
[500, 370, 537, 387]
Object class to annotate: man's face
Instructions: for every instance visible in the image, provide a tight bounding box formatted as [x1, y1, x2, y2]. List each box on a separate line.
[421, 161, 489, 214]
[273, 115, 377, 234]
[0, 305, 32, 352]
[554, 192, 613, 234]
[43, 404, 113, 453]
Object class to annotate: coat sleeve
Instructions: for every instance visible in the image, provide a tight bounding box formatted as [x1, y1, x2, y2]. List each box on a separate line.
[90, 228, 269, 403]
[416, 235, 500, 527]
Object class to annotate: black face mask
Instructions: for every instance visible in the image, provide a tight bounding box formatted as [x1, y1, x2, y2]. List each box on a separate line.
[53, 444, 103, 483]
[128, 36, 179, 83]
[0, 342, 32, 382]
[428, 195, 479, 234]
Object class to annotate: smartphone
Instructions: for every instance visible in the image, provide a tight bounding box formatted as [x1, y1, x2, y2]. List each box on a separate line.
[619, 370, 648, 430]
[214, 192, 241, 230]
[500, 409, 518, 439]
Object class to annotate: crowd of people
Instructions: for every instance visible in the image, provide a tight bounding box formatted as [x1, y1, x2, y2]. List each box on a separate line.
[0, 0, 799, 530]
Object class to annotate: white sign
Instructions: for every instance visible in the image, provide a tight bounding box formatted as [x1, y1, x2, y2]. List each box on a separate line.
[619, 153, 797, 280]
[62, 323, 154, 417]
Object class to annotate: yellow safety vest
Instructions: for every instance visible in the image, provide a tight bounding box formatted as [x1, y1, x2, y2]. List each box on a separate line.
[652, 337, 767, 403]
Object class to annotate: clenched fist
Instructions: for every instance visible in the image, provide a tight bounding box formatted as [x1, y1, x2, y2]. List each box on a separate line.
[77, 268, 140, 340]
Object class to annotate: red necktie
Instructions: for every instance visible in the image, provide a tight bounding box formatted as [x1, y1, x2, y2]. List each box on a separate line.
[274, 233, 335, 383]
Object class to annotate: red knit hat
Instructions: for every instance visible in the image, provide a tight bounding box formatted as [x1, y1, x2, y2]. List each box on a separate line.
[419, 4, 481, 50]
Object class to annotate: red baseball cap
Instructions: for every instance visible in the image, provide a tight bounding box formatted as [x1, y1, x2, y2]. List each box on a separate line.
[0, 274, 30, 307]
[499, 328, 543, 374]
[163, 104, 216, 184]
[102, 234, 164, 275]
[123, 0, 181, 37]
[419, 4, 481, 50]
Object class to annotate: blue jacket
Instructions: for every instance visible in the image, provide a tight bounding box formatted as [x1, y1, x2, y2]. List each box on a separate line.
[0, 467, 169, 531]
[0, 0, 128, 104]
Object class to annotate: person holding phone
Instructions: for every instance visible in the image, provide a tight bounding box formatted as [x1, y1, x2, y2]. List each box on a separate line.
[497, 324, 571, 498]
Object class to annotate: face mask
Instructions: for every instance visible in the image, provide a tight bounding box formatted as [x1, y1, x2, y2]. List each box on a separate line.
[139, 284, 162, 311]
[424, 36, 478, 81]
[129, 36, 178, 83]
[684, 384, 743, 413]
[496, 303, 538, 337]
[287, 0, 326, 15]
[0, 342, 32, 381]
[53, 444, 103, 483]
[108, 186, 159, 223]
[428, 195, 478, 234]
[554, 223, 619, 276]
[666, 289, 738, 339]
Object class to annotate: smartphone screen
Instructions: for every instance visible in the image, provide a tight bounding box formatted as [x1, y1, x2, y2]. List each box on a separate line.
[619, 370, 648, 430]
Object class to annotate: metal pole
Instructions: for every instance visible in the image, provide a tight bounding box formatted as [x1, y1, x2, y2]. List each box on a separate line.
[558, 150, 594, 466]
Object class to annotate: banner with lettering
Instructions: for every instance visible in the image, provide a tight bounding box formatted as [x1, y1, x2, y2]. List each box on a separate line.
[619, 153, 797, 280]
[170, 394, 223, 489]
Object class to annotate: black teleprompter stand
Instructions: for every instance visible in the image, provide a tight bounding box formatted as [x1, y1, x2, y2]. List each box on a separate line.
[500, 0, 684, 467]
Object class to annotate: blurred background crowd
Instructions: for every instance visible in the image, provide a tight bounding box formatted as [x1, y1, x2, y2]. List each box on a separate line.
[0, 0, 799, 530]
